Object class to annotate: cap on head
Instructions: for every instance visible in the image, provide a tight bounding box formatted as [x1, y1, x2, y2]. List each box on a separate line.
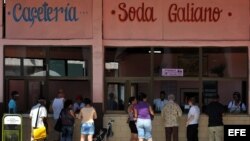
[76, 95, 83, 101]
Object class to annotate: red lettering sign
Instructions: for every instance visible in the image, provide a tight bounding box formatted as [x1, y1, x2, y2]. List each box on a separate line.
[168, 3, 223, 22]
[118, 2, 157, 22]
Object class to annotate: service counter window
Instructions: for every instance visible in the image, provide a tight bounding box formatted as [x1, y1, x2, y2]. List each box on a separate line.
[153, 80, 199, 113]
[105, 46, 248, 114]
[202, 47, 248, 114]
[203, 80, 248, 114]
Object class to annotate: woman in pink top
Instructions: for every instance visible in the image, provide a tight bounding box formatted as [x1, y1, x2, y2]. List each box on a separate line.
[79, 98, 97, 141]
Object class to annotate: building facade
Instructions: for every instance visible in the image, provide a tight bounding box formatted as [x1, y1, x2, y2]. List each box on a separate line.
[1, 0, 250, 140]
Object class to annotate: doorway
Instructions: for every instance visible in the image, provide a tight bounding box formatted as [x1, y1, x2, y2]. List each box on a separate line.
[105, 80, 150, 111]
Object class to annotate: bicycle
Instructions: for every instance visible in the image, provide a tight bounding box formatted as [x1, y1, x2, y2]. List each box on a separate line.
[94, 119, 115, 141]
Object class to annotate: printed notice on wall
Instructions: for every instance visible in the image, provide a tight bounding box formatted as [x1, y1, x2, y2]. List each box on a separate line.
[162, 68, 184, 76]
[5, 0, 93, 39]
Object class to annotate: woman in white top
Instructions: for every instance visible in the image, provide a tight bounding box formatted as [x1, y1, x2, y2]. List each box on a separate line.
[186, 97, 200, 141]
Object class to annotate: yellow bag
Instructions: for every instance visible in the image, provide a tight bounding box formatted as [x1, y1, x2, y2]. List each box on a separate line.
[33, 126, 47, 140]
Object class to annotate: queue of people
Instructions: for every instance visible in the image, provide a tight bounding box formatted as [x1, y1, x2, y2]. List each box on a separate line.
[27, 88, 97, 141]
[126, 91, 247, 141]
[6, 88, 246, 141]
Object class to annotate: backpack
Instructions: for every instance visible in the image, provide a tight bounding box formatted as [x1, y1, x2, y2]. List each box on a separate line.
[60, 109, 74, 126]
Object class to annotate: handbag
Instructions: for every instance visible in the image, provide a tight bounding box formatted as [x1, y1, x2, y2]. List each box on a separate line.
[54, 114, 62, 132]
[32, 105, 47, 140]
[33, 126, 46, 140]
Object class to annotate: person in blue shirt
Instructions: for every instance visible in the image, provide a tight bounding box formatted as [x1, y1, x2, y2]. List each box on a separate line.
[153, 91, 168, 113]
[8, 91, 19, 113]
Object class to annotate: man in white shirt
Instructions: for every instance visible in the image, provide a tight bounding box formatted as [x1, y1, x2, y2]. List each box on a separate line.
[51, 89, 65, 141]
[186, 97, 200, 141]
[52, 89, 65, 120]
[153, 91, 168, 113]
[30, 97, 47, 141]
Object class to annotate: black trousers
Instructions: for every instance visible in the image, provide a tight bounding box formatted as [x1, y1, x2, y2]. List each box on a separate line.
[165, 127, 178, 141]
[187, 124, 198, 141]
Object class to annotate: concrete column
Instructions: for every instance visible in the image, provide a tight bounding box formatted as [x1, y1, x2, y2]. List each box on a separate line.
[92, 0, 103, 103]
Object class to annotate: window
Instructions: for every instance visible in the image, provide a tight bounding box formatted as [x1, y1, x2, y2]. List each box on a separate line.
[105, 47, 151, 77]
[154, 48, 199, 77]
[4, 46, 91, 78]
[4, 46, 92, 113]
[105, 46, 248, 114]
[24, 59, 45, 76]
[203, 47, 247, 78]
[49, 47, 90, 77]
[5, 58, 21, 76]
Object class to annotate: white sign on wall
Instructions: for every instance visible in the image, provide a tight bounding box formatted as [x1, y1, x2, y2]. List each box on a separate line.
[162, 68, 184, 76]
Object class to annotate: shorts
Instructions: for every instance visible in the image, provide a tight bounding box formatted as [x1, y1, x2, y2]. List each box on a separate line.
[129, 121, 138, 134]
[136, 118, 152, 139]
[81, 122, 95, 135]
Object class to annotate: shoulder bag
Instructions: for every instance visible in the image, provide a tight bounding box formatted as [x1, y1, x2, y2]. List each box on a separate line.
[32, 105, 47, 140]
[54, 110, 62, 132]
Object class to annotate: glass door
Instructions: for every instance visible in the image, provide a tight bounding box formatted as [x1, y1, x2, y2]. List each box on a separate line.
[105, 80, 150, 111]
[106, 82, 125, 111]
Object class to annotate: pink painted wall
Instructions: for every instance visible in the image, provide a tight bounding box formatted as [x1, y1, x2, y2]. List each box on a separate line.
[103, 0, 163, 40]
[164, 0, 249, 40]
[104, 0, 249, 40]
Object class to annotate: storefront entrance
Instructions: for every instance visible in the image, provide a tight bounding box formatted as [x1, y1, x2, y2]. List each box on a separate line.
[4, 46, 92, 113]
